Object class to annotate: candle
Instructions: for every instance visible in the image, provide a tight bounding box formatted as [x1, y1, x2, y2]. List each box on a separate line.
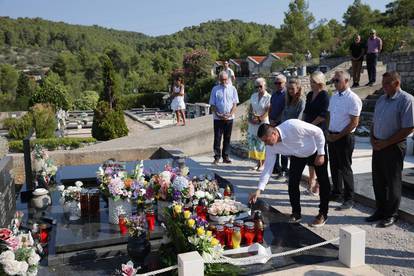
[225, 223, 234, 248]
[224, 185, 232, 197]
[118, 214, 128, 235]
[256, 226, 264, 243]
[214, 225, 225, 246]
[232, 227, 241, 248]
[244, 222, 255, 246]
[234, 220, 244, 243]
[146, 209, 156, 231]
[39, 224, 48, 244]
[80, 189, 89, 217]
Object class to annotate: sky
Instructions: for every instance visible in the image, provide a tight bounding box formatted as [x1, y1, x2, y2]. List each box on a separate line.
[0, 0, 390, 36]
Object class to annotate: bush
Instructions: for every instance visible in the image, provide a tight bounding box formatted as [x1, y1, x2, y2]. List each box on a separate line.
[73, 90, 99, 110]
[119, 93, 163, 110]
[7, 113, 33, 140]
[92, 101, 128, 141]
[32, 103, 56, 139]
[186, 77, 216, 103]
[8, 137, 97, 152]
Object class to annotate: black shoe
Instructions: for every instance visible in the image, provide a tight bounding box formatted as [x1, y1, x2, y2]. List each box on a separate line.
[365, 82, 372, 86]
[351, 83, 359, 88]
[335, 200, 353, 211]
[369, 82, 374, 87]
[222, 158, 232, 164]
[378, 216, 398, 228]
[365, 212, 384, 222]
[288, 213, 302, 223]
[212, 159, 219, 165]
[329, 193, 342, 202]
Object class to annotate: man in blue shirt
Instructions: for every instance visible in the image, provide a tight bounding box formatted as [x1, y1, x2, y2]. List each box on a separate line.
[269, 74, 287, 177]
[368, 71, 414, 227]
[209, 71, 239, 164]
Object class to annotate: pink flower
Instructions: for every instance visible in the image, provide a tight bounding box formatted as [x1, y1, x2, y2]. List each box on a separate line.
[6, 237, 20, 251]
[0, 228, 12, 241]
[188, 182, 195, 197]
[122, 262, 136, 276]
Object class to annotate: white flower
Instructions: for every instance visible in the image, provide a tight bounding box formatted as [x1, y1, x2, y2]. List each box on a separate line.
[27, 268, 38, 276]
[195, 191, 206, 199]
[75, 181, 83, 188]
[18, 261, 29, 274]
[28, 253, 40, 266]
[57, 185, 65, 192]
[0, 250, 15, 263]
[160, 171, 171, 182]
[3, 260, 21, 275]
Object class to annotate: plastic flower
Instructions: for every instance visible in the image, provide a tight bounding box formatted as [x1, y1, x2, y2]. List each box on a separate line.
[187, 219, 195, 228]
[183, 210, 191, 219]
[211, 238, 219, 246]
[197, 227, 205, 236]
[206, 230, 212, 237]
[172, 176, 189, 192]
[122, 260, 137, 276]
[0, 228, 12, 241]
[173, 204, 182, 214]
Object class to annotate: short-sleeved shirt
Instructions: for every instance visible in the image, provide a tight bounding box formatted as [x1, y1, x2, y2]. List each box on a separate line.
[269, 89, 286, 123]
[328, 88, 362, 133]
[373, 89, 414, 140]
[367, 37, 382, 54]
[303, 90, 330, 130]
[350, 42, 365, 61]
[209, 84, 239, 120]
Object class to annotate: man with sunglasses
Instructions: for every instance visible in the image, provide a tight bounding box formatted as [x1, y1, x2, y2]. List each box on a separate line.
[209, 71, 239, 165]
[268, 74, 288, 178]
[327, 70, 362, 210]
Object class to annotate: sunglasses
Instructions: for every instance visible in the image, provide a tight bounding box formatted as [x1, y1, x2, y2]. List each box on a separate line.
[255, 85, 263, 88]
[274, 82, 282, 85]
[332, 79, 341, 83]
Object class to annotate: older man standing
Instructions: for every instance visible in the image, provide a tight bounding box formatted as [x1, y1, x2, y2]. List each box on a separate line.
[327, 70, 362, 210]
[368, 71, 414, 227]
[366, 29, 382, 86]
[268, 74, 288, 177]
[209, 71, 239, 165]
[222, 61, 236, 86]
[350, 34, 365, 87]
[249, 120, 331, 227]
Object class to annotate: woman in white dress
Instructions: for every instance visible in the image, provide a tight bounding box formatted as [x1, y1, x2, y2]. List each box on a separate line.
[247, 78, 271, 171]
[170, 77, 186, 126]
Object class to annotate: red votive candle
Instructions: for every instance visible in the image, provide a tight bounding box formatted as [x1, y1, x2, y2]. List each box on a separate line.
[195, 205, 207, 221]
[225, 223, 234, 248]
[146, 209, 156, 231]
[256, 227, 264, 243]
[118, 214, 128, 235]
[39, 224, 48, 244]
[244, 222, 255, 246]
[215, 225, 225, 246]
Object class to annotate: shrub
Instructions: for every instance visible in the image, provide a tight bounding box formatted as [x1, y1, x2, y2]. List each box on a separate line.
[8, 137, 97, 152]
[186, 77, 216, 103]
[119, 93, 164, 110]
[32, 103, 56, 139]
[73, 90, 100, 110]
[7, 113, 33, 140]
[92, 101, 128, 141]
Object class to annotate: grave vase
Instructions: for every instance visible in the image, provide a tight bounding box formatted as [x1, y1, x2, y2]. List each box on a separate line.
[108, 198, 131, 224]
[127, 233, 151, 267]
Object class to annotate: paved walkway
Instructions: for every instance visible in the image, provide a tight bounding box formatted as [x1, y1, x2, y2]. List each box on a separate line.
[191, 143, 414, 276]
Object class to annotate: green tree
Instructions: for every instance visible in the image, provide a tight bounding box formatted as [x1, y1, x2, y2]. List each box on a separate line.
[183, 49, 213, 86]
[30, 72, 71, 109]
[16, 73, 34, 98]
[100, 54, 120, 109]
[73, 90, 99, 110]
[385, 0, 414, 27]
[271, 0, 314, 65]
[0, 63, 19, 95]
[343, 0, 383, 29]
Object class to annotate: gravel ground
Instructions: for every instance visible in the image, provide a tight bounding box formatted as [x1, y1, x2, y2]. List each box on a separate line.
[191, 154, 414, 276]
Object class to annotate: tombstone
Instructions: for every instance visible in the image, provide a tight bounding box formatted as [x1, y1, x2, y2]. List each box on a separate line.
[0, 156, 16, 228]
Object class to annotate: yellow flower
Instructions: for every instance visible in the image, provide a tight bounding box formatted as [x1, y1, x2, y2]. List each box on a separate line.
[183, 210, 191, 219]
[211, 238, 219, 246]
[173, 204, 182, 214]
[187, 219, 195, 228]
[206, 230, 212, 237]
[197, 227, 205, 236]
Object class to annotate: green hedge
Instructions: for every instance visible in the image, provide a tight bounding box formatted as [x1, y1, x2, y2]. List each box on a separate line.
[8, 137, 97, 153]
[119, 93, 163, 110]
[6, 113, 33, 140]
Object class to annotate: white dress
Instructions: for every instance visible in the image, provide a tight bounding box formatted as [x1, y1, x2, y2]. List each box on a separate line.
[170, 85, 186, 111]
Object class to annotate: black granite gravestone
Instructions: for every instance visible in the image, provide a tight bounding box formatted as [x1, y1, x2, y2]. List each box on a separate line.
[0, 156, 16, 228]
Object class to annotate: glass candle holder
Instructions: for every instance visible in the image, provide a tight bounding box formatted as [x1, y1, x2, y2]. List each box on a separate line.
[232, 227, 241, 248]
[224, 185, 232, 197]
[146, 209, 156, 231]
[118, 214, 128, 235]
[39, 224, 48, 244]
[256, 226, 264, 243]
[215, 225, 225, 246]
[88, 189, 100, 216]
[234, 220, 244, 243]
[80, 189, 89, 217]
[244, 222, 255, 246]
[225, 223, 234, 248]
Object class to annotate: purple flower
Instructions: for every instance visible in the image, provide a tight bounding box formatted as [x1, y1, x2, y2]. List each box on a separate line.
[173, 189, 182, 201]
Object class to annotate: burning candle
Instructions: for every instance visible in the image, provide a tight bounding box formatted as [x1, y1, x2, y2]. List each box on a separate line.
[214, 225, 225, 246]
[118, 214, 128, 235]
[39, 224, 48, 244]
[244, 222, 255, 246]
[146, 209, 156, 231]
[225, 223, 234, 248]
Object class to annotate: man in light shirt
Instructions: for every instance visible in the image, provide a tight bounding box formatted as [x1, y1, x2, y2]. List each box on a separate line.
[327, 70, 362, 210]
[222, 61, 236, 86]
[249, 119, 331, 227]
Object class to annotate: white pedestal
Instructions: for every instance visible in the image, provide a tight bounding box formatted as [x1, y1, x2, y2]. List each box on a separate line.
[178, 251, 204, 276]
[339, 226, 366, 268]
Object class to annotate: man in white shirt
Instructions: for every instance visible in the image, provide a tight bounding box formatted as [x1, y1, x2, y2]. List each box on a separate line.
[223, 61, 236, 86]
[249, 119, 331, 227]
[327, 70, 362, 210]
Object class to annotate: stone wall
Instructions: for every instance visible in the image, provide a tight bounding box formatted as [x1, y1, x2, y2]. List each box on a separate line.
[381, 51, 414, 87]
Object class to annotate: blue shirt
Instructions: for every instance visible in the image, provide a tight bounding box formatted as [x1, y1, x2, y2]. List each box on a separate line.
[373, 89, 414, 140]
[209, 84, 239, 120]
[269, 89, 286, 123]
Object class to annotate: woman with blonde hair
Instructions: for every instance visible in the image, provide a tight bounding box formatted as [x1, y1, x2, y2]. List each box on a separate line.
[303, 71, 330, 195]
[247, 77, 271, 171]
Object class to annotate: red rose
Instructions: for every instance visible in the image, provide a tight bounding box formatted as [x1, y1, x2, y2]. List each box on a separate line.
[0, 228, 12, 241]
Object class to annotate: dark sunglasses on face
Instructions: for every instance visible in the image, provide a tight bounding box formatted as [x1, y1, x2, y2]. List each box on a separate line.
[274, 82, 282, 85]
[332, 79, 341, 83]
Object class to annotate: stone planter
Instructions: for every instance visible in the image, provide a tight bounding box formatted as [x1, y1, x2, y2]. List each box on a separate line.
[108, 198, 132, 224]
[127, 233, 151, 267]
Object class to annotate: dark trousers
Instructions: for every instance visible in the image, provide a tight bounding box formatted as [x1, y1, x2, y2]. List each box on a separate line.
[366, 53, 378, 83]
[372, 141, 406, 218]
[328, 133, 355, 201]
[351, 59, 363, 84]
[288, 152, 331, 217]
[274, 154, 288, 173]
[213, 119, 233, 160]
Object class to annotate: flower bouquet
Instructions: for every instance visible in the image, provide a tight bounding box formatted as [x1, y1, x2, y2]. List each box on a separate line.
[32, 144, 57, 188]
[208, 199, 250, 224]
[57, 181, 83, 221]
[124, 214, 151, 268]
[0, 227, 42, 276]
